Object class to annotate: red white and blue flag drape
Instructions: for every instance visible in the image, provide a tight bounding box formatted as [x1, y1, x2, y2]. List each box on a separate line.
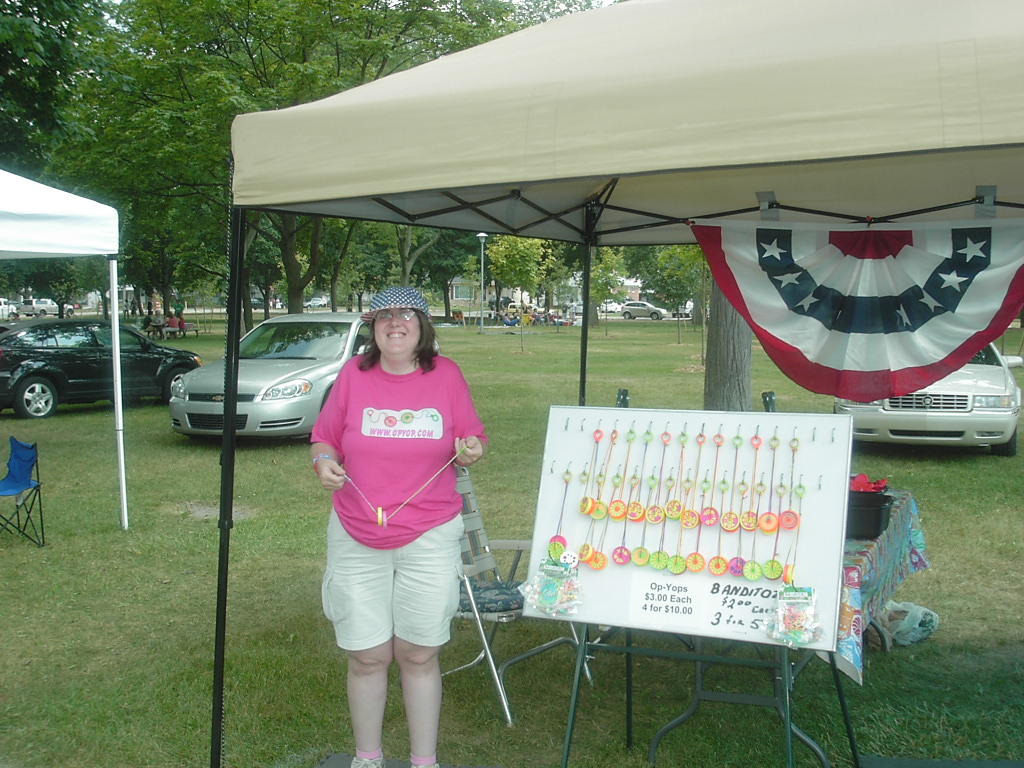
[691, 219, 1024, 402]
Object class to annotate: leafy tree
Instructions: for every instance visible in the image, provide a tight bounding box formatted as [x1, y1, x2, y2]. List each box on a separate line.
[484, 235, 543, 309]
[588, 247, 626, 323]
[50, 0, 546, 316]
[414, 229, 481, 319]
[0, 0, 105, 174]
[654, 244, 706, 317]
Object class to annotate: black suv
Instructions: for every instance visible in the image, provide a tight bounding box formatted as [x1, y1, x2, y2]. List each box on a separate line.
[0, 318, 203, 418]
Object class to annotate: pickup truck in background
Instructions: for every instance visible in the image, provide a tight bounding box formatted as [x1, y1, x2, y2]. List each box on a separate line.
[19, 298, 66, 316]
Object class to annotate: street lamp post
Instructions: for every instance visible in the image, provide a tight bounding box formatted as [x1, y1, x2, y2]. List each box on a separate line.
[477, 232, 488, 332]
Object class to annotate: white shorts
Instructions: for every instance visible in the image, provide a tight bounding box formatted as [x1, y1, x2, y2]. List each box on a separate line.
[321, 511, 465, 651]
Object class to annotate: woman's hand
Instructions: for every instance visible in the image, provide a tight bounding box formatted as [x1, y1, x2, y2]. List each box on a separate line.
[314, 457, 349, 491]
[454, 435, 485, 467]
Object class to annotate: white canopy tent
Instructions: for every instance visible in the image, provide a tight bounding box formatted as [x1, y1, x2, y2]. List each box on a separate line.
[0, 169, 131, 530]
[212, 1, 1024, 762]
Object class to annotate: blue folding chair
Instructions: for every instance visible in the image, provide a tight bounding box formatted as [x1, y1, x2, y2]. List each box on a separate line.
[0, 437, 44, 546]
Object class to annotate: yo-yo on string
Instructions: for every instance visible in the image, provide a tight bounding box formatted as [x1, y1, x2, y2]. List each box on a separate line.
[345, 445, 467, 527]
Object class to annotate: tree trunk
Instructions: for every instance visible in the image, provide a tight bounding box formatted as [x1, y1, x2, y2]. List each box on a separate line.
[703, 280, 752, 411]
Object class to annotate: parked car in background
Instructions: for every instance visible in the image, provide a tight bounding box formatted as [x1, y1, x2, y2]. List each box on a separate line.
[303, 296, 329, 309]
[622, 300, 669, 320]
[600, 300, 623, 313]
[834, 343, 1022, 456]
[170, 312, 371, 438]
[0, 298, 12, 319]
[20, 298, 65, 316]
[0, 318, 202, 418]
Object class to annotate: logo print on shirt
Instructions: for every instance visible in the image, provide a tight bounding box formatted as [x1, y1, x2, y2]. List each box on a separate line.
[362, 407, 443, 440]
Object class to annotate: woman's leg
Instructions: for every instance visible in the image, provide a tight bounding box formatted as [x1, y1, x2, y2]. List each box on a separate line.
[347, 640, 394, 755]
[393, 637, 443, 760]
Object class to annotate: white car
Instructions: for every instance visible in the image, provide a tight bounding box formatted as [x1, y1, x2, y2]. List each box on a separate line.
[303, 296, 328, 308]
[834, 343, 1022, 456]
[600, 300, 623, 313]
[622, 300, 669, 320]
[170, 312, 371, 438]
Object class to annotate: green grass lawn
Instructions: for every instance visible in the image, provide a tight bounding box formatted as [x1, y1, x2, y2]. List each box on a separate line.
[3, 319, 1022, 767]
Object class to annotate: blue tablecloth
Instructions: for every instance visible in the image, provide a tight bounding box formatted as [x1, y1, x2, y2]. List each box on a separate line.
[833, 490, 929, 683]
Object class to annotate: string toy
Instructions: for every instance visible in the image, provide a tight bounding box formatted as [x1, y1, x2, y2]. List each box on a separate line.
[758, 431, 781, 534]
[607, 424, 635, 523]
[627, 425, 655, 523]
[680, 426, 706, 530]
[700, 428, 725, 527]
[668, 466, 693, 575]
[647, 429, 674, 570]
[781, 476, 808, 585]
[727, 468, 748, 577]
[742, 473, 767, 581]
[779, 436, 802, 530]
[345, 446, 466, 527]
[707, 469, 731, 576]
[612, 463, 641, 565]
[634, 429, 671, 566]
[739, 432, 762, 533]
[575, 431, 599, 566]
[720, 431, 743, 533]
[763, 473, 788, 581]
[686, 468, 711, 572]
[546, 464, 574, 562]
[664, 424, 688, 523]
[589, 429, 620, 570]
[580, 427, 616, 570]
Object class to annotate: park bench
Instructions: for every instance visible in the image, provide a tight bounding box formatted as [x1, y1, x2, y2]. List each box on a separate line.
[148, 321, 200, 339]
[163, 321, 200, 338]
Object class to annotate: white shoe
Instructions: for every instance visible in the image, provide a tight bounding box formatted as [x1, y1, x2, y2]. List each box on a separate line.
[350, 757, 384, 768]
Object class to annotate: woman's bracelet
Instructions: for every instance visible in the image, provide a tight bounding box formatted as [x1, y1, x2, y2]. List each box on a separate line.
[312, 453, 335, 467]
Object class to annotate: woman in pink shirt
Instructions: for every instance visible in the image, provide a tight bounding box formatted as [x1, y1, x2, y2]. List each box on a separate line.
[311, 286, 486, 768]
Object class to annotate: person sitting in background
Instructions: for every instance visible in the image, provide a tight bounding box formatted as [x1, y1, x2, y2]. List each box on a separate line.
[165, 314, 181, 337]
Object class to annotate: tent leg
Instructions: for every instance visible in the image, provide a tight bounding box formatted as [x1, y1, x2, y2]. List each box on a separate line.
[210, 206, 247, 768]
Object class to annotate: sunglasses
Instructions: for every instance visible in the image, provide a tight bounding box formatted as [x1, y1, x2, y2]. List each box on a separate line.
[375, 308, 417, 321]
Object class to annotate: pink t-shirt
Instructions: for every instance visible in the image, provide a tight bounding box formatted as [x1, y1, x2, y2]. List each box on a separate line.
[311, 355, 487, 549]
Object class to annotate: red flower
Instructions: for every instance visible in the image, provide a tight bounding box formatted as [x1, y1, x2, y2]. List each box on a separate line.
[849, 473, 888, 492]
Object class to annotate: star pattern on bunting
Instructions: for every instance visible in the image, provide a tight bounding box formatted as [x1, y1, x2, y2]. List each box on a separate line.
[753, 225, 993, 334]
[938, 270, 968, 291]
[918, 292, 942, 312]
[957, 238, 987, 261]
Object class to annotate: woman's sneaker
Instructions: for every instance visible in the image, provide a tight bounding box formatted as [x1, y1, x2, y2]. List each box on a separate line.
[350, 757, 384, 768]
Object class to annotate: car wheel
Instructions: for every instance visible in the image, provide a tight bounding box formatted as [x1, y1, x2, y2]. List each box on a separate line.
[14, 376, 58, 418]
[623, 311, 633, 320]
[66, 307, 74, 316]
[651, 312, 662, 320]
[37, 309, 47, 316]
[991, 428, 1018, 457]
[162, 367, 189, 403]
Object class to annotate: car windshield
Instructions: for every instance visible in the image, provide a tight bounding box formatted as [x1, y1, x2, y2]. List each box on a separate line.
[239, 321, 351, 360]
[968, 346, 1000, 366]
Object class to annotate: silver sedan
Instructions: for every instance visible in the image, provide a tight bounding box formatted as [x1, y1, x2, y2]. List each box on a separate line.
[169, 312, 370, 438]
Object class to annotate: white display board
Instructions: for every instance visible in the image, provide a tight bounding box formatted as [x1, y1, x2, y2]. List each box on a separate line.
[523, 406, 853, 652]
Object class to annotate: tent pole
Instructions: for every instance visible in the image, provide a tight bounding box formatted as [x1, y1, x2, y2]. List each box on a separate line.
[211, 206, 246, 768]
[107, 255, 130, 530]
[577, 203, 598, 406]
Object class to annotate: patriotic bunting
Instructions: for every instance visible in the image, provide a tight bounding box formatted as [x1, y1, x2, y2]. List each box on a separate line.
[691, 219, 1024, 401]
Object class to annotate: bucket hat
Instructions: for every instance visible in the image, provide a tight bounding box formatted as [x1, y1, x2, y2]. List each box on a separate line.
[363, 286, 429, 321]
